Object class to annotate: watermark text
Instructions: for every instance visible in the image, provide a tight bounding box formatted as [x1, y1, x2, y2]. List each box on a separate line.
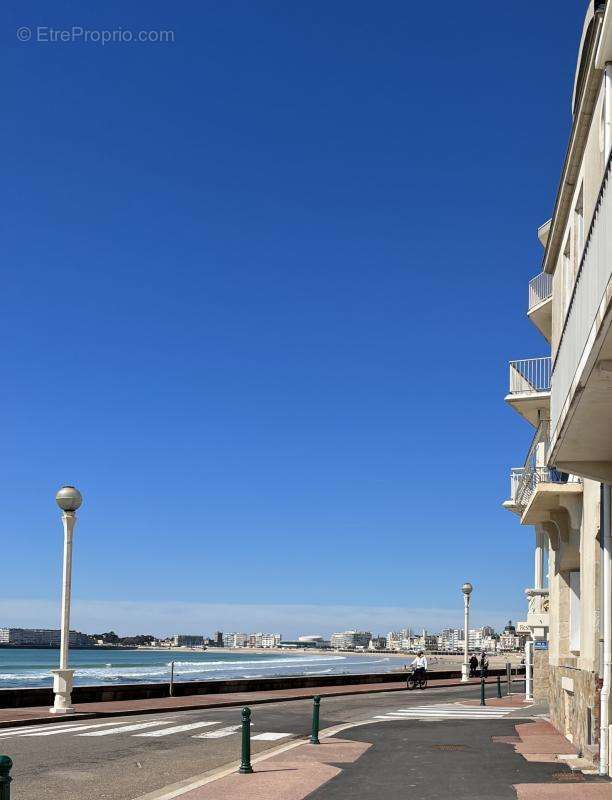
[17, 26, 175, 45]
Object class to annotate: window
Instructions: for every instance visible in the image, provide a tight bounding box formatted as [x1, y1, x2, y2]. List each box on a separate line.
[569, 570, 581, 653]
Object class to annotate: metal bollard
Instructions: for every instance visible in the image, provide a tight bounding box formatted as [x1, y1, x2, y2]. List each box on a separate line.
[0, 756, 12, 800]
[480, 676, 486, 706]
[497, 675, 502, 699]
[506, 662, 512, 696]
[169, 661, 175, 697]
[238, 707, 253, 774]
[310, 695, 321, 745]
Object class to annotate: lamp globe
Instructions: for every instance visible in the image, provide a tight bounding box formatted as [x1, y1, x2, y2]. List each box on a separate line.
[55, 486, 83, 513]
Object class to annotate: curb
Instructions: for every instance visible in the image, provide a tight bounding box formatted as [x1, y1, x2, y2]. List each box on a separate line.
[0, 676, 524, 730]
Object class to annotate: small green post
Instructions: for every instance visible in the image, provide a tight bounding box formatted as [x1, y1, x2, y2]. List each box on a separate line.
[480, 676, 486, 706]
[310, 695, 321, 745]
[497, 675, 502, 699]
[506, 662, 512, 696]
[238, 707, 253, 774]
[0, 756, 12, 800]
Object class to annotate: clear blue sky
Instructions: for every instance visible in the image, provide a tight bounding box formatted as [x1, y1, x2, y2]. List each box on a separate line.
[0, 1, 584, 637]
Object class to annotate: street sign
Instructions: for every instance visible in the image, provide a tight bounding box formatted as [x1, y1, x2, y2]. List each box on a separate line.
[534, 640, 548, 650]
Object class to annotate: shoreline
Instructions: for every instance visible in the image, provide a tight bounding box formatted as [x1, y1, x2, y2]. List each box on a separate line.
[135, 646, 523, 666]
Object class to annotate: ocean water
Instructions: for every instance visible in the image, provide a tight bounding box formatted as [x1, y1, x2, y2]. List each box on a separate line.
[0, 649, 397, 689]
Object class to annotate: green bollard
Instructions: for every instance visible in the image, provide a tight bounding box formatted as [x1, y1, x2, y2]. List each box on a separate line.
[506, 662, 512, 696]
[310, 695, 321, 745]
[0, 756, 12, 800]
[238, 707, 253, 774]
[497, 675, 502, 699]
[480, 676, 486, 706]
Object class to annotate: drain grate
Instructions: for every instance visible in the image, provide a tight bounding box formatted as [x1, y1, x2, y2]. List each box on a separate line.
[551, 772, 585, 782]
[431, 744, 469, 752]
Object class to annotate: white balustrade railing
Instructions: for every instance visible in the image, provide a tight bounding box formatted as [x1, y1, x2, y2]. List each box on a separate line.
[551, 154, 612, 439]
[528, 272, 553, 311]
[509, 468, 525, 503]
[509, 357, 551, 395]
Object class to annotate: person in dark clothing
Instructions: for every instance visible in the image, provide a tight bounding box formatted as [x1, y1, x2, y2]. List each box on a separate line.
[479, 652, 489, 678]
[469, 654, 479, 677]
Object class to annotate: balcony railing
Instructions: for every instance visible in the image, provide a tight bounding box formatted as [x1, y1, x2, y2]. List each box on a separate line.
[508, 467, 525, 505]
[514, 466, 582, 512]
[551, 149, 612, 439]
[508, 357, 551, 395]
[528, 272, 553, 312]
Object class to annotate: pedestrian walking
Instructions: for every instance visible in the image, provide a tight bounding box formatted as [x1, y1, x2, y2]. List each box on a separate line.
[469, 653, 478, 678]
[480, 652, 489, 678]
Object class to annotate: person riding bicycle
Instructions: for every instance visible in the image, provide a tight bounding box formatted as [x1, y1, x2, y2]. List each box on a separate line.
[410, 651, 428, 682]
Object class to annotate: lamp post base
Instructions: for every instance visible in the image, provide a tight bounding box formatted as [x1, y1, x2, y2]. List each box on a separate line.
[50, 668, 75, 714]
[461, 663, 470, 683]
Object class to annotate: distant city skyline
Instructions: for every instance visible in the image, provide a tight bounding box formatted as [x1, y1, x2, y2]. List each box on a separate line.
[0, 598, 524, 639]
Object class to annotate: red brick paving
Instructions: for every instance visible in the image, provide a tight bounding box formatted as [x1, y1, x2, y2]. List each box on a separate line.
[515, 786, 612, 799]
[176, 739, 372, 800]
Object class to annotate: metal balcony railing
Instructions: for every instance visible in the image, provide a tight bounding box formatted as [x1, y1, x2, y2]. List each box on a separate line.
[528, 272, 553, 311]
[515, 466, 582, 512]
[508, 357, 551, 395]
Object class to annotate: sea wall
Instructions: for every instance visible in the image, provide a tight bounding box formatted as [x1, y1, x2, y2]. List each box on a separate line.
[0, 667, 523, 708]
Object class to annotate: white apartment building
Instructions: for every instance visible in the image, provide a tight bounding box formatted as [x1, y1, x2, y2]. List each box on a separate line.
[330, 630, 372, 650]
[503, 0, 612, 771]
[260, 633, 282, 648]
[437, 629, 464, 652]
[467, 627, 497, 652]
[222, 632, 248, 648]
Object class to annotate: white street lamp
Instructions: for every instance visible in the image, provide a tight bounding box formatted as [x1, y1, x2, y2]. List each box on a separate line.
[461, 582, 473, 683]
[50, 485, 82, 714]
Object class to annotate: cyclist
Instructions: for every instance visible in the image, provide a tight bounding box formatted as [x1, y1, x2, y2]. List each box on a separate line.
[410, 651, 428, 683]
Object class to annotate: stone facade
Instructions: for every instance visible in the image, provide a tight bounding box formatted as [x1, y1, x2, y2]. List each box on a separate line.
[533, 650, 549, 703]
[546, 664, 598, 755]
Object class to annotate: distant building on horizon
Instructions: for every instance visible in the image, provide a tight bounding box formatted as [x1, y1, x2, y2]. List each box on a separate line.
[0, 628, 93, 648]
[330, 630, 371, 650]
[172, 634, 204, 648]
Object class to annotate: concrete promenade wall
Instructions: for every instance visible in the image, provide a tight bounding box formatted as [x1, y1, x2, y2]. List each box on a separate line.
[0, 667, 522, 709]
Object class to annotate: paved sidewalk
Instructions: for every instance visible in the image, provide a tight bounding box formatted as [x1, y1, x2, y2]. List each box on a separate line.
[0, 674, 516, 729]
[141, 696, 611, 800]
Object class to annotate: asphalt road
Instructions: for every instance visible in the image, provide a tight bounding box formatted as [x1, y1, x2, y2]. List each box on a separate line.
[306, 718, 576, 800]
[3, 683, 529, 800]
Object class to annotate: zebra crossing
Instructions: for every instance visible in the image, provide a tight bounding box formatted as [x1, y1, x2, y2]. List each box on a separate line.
[372, 703, 522, 722]
[0, 718, 292, 742]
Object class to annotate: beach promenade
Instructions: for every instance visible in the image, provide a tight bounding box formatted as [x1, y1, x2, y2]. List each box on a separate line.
[0, 680, 602, 800]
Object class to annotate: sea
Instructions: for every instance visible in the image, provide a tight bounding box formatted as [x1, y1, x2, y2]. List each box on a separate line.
[0, 649, 399, 689]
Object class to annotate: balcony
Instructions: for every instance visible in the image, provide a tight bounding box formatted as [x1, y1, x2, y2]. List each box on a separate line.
[550, 153, 612, 481]
[505, 357, 551, 426]
[513, 466, 582, 524]
[528, 272, 552, 341]
[502, 467, 525, 515]
[525, 588, 549, 635]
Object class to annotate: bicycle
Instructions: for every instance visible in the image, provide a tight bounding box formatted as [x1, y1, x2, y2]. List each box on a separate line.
[406, 668, 428, 690]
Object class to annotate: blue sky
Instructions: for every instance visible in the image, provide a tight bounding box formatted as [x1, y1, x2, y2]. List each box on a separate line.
[0, 1, 584, 637]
